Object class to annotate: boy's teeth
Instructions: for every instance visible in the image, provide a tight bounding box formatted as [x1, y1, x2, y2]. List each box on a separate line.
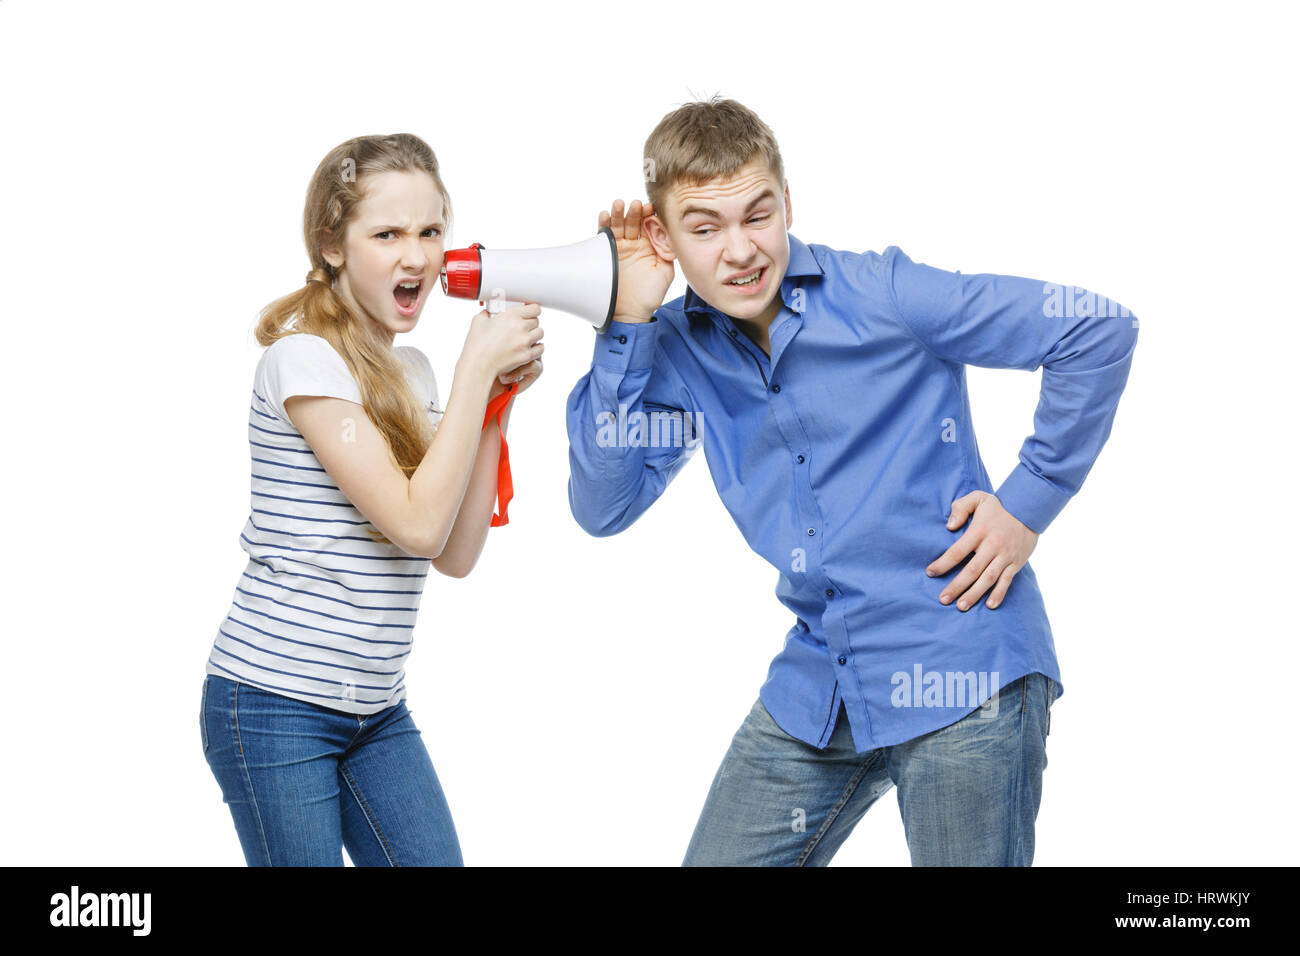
[729, 269, 761, 285]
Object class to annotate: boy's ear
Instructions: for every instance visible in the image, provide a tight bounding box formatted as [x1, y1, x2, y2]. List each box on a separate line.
[784, 181, 793, 230]
[643, 212, 677, 263]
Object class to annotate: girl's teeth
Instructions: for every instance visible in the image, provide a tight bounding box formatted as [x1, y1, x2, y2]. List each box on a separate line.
[394, 281, 421, 311]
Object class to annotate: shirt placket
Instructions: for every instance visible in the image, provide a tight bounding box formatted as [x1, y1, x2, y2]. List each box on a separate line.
[715, 291, 865, 749]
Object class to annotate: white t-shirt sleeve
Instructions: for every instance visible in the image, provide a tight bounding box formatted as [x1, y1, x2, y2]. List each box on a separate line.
[398, 345, 444, 428]
[257, 333, 364, 424]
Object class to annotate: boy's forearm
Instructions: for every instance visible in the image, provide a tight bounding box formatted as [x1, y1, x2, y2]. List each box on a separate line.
[566, 353, 696, 537]
[566, 363, 652, 536]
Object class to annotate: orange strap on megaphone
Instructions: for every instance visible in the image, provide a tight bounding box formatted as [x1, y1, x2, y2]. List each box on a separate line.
[482, 380, 517, 526]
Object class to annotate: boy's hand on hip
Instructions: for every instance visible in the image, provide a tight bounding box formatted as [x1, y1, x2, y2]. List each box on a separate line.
[599, 199, 674, 323]
[925, 491, 1039, 611]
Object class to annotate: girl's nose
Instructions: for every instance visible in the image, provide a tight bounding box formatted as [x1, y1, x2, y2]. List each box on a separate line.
[401, 238, 428, 269]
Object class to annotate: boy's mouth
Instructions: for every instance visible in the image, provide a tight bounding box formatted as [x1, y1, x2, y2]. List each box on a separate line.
[725, 266, 766, 290]
[393, 278, 422, 315]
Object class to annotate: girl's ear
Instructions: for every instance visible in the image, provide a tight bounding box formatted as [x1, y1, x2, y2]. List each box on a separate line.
[321, 230, 344, 270]
[644, 214, 676, 263]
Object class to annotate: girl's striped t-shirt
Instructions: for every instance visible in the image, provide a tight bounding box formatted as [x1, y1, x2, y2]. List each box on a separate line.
[206, 333, 444, 714]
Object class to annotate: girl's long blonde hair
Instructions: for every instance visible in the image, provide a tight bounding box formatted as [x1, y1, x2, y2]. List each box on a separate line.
[255, 133, 453, 482]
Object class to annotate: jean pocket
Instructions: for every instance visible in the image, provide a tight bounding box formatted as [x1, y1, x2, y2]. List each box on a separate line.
[200, 677, 211, 754]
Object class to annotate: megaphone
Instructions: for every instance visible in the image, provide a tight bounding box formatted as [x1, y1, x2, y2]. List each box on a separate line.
[440, 226, 619, 334]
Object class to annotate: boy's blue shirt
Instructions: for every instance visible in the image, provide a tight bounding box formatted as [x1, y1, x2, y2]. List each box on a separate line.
[565, 232, 1137, 751]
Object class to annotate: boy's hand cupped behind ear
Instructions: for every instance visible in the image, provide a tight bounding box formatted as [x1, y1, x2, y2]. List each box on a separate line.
[599, 199, 674, 323]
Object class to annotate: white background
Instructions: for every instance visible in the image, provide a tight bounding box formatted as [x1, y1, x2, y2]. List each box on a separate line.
[1, 0, 1295, 866]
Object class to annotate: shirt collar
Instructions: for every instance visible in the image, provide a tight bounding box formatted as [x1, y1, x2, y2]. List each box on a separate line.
[682, 232, 823, 317]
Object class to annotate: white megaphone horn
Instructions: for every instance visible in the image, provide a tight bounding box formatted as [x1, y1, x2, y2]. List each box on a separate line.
[440, 226, 618, 334]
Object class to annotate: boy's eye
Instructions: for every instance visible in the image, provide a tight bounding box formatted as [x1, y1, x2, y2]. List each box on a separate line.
[693, 216, 767, 236]
[422, 227, 442, 238]
[375, 231, 393, 240]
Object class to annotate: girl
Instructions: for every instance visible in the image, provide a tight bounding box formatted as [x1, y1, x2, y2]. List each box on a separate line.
[199, 133, 543, 866]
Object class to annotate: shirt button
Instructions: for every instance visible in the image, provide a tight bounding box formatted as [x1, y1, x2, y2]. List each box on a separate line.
[825, 588, 834, 598]
[729, 328, 738, 337]
[797, 454, 805, 463]
[772, 384, 781, 393]
[807, 528, 815, 536]
[617, 334, 627, 344]
[837, 656, 847, 666]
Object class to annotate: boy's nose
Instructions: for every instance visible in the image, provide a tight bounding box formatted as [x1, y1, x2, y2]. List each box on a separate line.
[723, 228, 757, 262]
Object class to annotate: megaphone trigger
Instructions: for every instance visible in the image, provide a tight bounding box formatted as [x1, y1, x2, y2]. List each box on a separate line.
[485, 289, 526, 316]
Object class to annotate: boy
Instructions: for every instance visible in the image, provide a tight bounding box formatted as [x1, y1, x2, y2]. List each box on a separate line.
[565, 97, 1137, 865]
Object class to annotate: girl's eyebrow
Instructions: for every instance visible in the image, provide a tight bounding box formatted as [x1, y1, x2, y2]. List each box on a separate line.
[370, 221, 446, 232]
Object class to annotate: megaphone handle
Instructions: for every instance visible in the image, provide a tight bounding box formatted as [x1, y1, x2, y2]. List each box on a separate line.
[482, 380, 517, 526]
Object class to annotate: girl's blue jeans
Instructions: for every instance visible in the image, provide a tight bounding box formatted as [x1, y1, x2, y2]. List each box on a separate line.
[200, 674, 463, 866]
[683, 672, 1055, 866]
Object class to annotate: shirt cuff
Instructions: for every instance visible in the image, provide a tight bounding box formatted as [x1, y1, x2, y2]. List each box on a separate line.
[592, 318, 660, 373]
[994, 462, 1074, 535]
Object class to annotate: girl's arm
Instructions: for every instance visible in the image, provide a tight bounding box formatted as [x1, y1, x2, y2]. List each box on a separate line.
[285, 355, 497, 561]
[284, 308, 542, 563]
[431, 394, 512, 578]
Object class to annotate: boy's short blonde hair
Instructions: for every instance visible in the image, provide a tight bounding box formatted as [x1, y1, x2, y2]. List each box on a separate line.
[642, 95, 785, 218]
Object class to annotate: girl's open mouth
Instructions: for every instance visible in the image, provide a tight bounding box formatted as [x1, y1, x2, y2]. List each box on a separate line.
[393, 278, 422, 316]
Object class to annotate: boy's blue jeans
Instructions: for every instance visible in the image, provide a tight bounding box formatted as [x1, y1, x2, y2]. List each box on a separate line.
[200, 674, 462, 866]
[683, 672, 1054, 866]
